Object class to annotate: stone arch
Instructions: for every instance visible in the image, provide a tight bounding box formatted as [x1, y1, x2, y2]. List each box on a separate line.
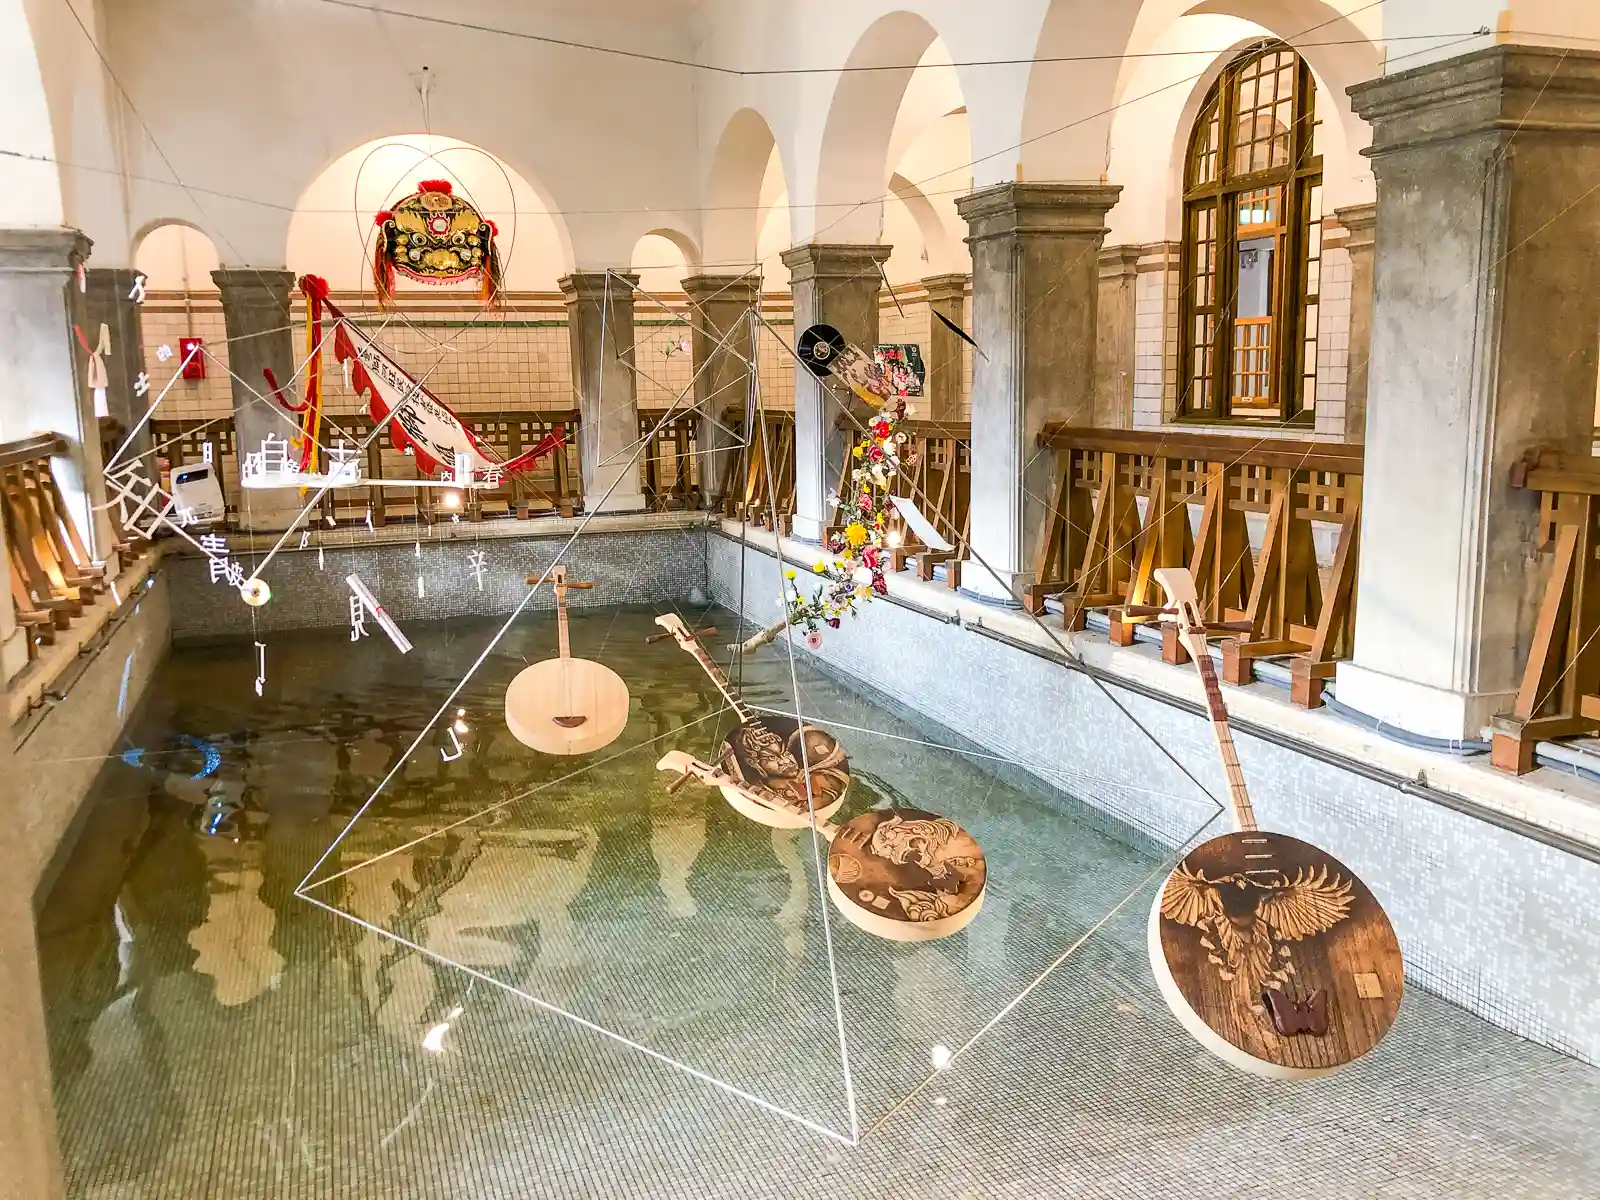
[0, 0, 63, 227]
[631, 228, 701, 295]
[812, 10, 950, 245]
[132, 220, 223, 292]
[885, 173, 958, 281]
[284, 134, 575, 292]
[704, 107, 787, 267]
[1120, 0, 1379, 192]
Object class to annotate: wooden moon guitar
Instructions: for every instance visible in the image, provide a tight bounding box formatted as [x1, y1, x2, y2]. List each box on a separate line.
[1146, 567, 1403, 1079]
[504, 567, 630, 755]
[651, 612, 851, 827]
[656, 749, 987, 942]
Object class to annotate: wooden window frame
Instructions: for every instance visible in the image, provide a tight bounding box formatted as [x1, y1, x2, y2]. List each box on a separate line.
[1178, 43, 1323, 424]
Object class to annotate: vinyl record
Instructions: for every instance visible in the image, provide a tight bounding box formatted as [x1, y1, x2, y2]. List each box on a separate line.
[797, 323, 847, 377]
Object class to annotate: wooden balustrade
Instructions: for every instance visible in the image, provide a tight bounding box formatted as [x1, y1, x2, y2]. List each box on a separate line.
[1492, 451, 1600, 773]
[1030, 426, 1362, 707]
[638, 407, 701, 510]
[148, 409, 582, 529]
[719, 408, 796, 532]
[3, 434, 105, 662]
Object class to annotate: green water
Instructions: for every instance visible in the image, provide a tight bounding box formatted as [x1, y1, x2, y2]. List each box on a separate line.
[38, 606, 1191, 1196]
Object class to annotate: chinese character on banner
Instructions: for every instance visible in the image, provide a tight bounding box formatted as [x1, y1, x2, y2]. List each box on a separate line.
[179, 337, 206, 380]
[349, 594, 368, 642]
[225, 560, 246, 588]
[128, 274, 147, 304]
[133, 372, 150, 397]
[467, 549, 487, 591]
[208, 555, 231, 585]
[156, 344, 174, 363]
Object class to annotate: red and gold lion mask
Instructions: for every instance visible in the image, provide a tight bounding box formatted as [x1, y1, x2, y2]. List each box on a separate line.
[372, 180, 502, 308]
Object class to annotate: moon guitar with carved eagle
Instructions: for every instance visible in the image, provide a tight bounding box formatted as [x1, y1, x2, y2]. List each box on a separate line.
[1142, 568, 1404, 1078]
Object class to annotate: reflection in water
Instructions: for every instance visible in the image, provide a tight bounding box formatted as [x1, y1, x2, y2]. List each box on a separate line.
[426, 825, 599, 976]
[769, 828, 811, 960]
[187, 824, 285, 1006]
[650, 803, 707, 919]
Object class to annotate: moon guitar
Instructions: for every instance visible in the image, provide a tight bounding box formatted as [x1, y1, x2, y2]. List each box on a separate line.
[656, 750, 987, 943]
[1144, 567, 1403, 1078]
[504, 567, 630, 756]
[649, 612, 852, 827]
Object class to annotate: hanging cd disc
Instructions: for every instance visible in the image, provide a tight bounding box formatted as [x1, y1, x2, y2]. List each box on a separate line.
[797, 323, 847, 377]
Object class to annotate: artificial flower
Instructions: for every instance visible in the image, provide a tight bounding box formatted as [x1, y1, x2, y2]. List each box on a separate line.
[845, 522, 868, 548]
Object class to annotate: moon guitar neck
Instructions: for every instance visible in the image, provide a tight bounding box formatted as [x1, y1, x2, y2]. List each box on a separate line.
[650, 615, 752, 723]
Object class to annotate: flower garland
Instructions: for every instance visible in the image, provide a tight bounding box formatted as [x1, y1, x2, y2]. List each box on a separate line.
[784, 397, 910, 645]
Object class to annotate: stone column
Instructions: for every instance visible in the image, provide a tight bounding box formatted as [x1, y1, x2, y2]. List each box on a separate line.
[0, 700, 68, 1200]
[561, 272, 647, 514]
[1333, 204, 1376, 444]
[1095, 245, 1140, 428]
[779, 243, 893, 541]
[1337, 46, 1600, 740]
[921, 272, 969, 423]
[683, 274, 761, 509]
[82, 267, 149, 452]
[0, 230, 117, 576]
[954, 183, 1121, 601]
[212, 269, 302, 530]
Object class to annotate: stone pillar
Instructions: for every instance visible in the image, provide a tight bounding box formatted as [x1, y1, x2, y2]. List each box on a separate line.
[921, 272, 969, 423]
[0, 703, 68, 1200]
[1334, 204, 1376, 444]
[82, 267, 149, 451]
[1337, 46, 1600, 740]
[954, 183, 1120, 601]
[561, 272, 647, 514]
[779, 243, 893, 541]
[0, 230, 117, 576]
[683, 274, 761, 509]
[212, 269, 302, 530]
[1095, 245, 1140, 428]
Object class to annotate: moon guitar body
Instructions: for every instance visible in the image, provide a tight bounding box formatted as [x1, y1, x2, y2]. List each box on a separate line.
[714, 714, 850, 828]
[505, 657, 630, 756]
[1148, 829, 1403, 1079]
[826, 807, 987, 942]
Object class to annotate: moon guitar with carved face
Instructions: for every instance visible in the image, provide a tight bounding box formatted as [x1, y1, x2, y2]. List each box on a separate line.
[649, 612, 850, 827]
[1144, 568, 1403, 1078]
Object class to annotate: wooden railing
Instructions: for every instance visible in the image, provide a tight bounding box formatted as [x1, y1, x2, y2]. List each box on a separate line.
[719, 408, 796, 532]
[3, 434, 106, 662]
[1031, 426, 1362, 708]
[147, 409, 583, 529]
[638, 407, 702, 510]
[832, 419, 971, 587]
[1492, 451, 1600, 772]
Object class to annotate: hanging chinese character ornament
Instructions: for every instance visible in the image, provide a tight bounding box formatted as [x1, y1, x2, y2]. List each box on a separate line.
[372, 180, 503, 309]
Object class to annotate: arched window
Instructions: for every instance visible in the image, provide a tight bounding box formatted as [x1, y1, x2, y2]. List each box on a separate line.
[1180, 42, 1322, 422]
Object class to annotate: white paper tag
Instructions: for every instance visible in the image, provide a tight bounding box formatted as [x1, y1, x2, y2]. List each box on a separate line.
[889, 495, 952, 552]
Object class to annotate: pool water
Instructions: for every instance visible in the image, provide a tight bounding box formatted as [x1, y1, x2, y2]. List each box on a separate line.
[36, 606, 1600, 1198]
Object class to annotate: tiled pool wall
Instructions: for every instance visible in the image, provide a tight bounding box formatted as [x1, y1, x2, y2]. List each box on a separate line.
[167, 526, 713, 641]
[706, 531, 1600, 1066]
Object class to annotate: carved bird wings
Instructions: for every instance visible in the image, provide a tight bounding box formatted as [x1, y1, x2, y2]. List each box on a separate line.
[1159, 863, 1223, 927]
[1254, 865, 1353, 941]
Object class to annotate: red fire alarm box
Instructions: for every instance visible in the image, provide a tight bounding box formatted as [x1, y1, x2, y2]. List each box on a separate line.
[179, 337, 206, 380]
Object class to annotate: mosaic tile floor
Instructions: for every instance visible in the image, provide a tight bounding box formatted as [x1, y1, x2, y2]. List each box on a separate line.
[37, 607, 1600, 1198]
